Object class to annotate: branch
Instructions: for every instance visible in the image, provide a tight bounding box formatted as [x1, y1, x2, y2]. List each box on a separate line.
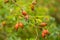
[11, 0, 23, 11]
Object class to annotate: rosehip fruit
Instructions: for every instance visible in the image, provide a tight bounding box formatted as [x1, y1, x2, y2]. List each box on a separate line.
[42, 32, 46, 38]
[19, 22, 24, 28]
[22, 10, 27, 16]
[40, 22, 47, 27]
[43, 30, 49, 34]
[15, 23, 19, 30]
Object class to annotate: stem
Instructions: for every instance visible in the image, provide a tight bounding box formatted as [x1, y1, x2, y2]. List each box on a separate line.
[11, 0, 23, 11]
[32, 0, 39, 40]
[35, 27, 39, 40]
[12, 0, 38, 39]
[33, 2, 39, 40]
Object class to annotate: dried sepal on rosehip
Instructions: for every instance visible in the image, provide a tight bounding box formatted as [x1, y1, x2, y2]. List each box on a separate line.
[30, 4, 35, 11]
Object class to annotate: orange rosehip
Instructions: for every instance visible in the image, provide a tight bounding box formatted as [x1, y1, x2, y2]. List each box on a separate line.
[15, 23, 19, 30]
[19, 22, 24, 28]
[40, 22, 47, 27]
[42, 32, 46, 38]
[42, 30, 50, 38]
[43, 30, 49, 34]
[22, 10, 27, 16]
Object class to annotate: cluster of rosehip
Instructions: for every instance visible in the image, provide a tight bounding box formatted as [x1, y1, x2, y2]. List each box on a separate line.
[14, 0, 37, 30]
[42, 29, 50, 38]
[40, 22, 50, 38]
[3, 0, 36, 29]
[2, 16, 50, 38]
[3, 0, 50, 38]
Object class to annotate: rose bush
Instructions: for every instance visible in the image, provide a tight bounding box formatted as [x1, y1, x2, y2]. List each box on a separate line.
[0, 0, 60, 40]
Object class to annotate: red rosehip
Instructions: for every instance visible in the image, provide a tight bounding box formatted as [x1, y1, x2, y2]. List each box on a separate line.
[22, 10, 27, 16]
[40, 22, 47, 27]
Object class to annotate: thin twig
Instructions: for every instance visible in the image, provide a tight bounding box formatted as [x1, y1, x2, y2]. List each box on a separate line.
[11, 0, 23, 11]
[35, 27, 39, 40]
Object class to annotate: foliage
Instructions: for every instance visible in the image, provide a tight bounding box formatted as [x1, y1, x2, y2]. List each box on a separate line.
[0, 0, 60, 40]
